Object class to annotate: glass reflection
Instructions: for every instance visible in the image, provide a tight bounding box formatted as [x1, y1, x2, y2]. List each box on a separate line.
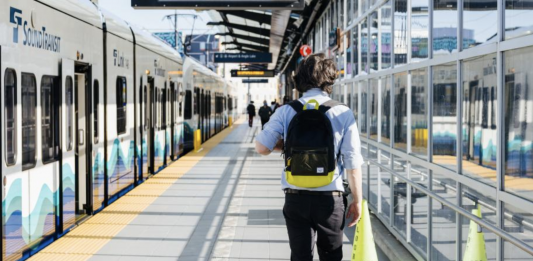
[432, 63, 458, 171]
[503, 203, 533, 251]
[370, 12, 379, 72]
[505, 0, 533, 40]
[353, 82, 359, 125]
[394, 0, 408, 65]
[462, 54, 497, 186]
[353, 27, 359, 75]
[504, 47, 533, 202]
[361, 19, 369, 74]
[394, 72, 408, 151]
[411, 0, 429, 61]
[381, 1, 393, 70]
[380, 169, 392, 221]
[381, 76, 392, 145]
[370, 79, 379, 140]
[433, 0, 458, 56]
[463, 0, 497, 48]
[411, 68, 428, 158]
[411, 188, 428, 257]
[393, 175, 407, 239]
[347, 30, 353, 77]
[432, 199, 457, 261]
[361, 81, 368, 135]
[369, 146, 379, 207]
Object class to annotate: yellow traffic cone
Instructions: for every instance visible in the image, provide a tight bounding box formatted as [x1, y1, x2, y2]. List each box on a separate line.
[463, 205, 487, 261]
[352, 200, 378, 261]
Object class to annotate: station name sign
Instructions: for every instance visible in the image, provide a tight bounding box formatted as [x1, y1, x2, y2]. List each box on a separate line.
[231, 70, 275, 78]
[243, 79, 269, 83]
[214, 52, 272, 64]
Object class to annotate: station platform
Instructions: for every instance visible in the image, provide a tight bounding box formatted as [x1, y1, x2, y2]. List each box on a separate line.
[29, 118, 391, 261]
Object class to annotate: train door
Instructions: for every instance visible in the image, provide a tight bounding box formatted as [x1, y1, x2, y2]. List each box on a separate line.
[140, 75, 149, 180]
[162, 84, 167, 165]
[147, 77, 155, 173]
[74, 63, 93, 218]
[200, 89, 205, 142]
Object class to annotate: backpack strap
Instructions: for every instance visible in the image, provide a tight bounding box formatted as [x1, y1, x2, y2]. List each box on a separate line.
[319, 99, 347, 113]
[288, 100, 304, 113]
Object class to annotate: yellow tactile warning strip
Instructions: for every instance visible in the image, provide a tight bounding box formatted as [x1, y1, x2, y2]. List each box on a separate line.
[29, 119, 244, 261]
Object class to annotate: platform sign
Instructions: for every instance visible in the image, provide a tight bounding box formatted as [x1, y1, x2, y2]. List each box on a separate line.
[243, 79, 269, 83]
[131, 0, 305, 10]
[231, 70, 275, 78]
[214, 52, 272, 64]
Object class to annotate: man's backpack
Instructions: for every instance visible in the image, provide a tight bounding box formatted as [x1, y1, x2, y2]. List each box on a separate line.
[284, 99, 345, 188]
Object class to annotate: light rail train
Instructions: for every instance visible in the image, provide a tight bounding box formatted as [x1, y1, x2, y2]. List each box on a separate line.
[1, 1, 239, 260]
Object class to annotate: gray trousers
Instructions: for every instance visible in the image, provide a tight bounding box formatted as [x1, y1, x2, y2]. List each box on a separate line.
[283, 193, 346, 261]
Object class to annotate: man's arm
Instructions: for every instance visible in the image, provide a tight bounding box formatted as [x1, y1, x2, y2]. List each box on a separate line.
[346, 168, 363, 227]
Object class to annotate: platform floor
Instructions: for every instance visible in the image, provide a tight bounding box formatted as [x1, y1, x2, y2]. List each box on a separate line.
[30, 118, 389, 261]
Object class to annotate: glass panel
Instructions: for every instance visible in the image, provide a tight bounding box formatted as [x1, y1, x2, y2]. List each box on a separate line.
[411, 0, 429, 61]
[411, 188, 428, 256]
[503, 203, 533, 250]
[66, 77, 73, 151]
[370, 12, 379, 72]
[94, 80, 99, 143]
[41, 76, 59, 163]
[370, 79, 379, 140]
[361, 81, 368, 135]
[380, 168, 392, 222]
[347, 30, 353, 77]
[354, 0, 359, 19]
[411, 68, 428, 158]
[381, 75, 392, 145]
[392, 155, 407, 176]
[431, 199, 457, 261]
[4, 69, 17, 165]
[353, 82, 359, 124]
[369, 146, 379, 208]
[361, 19, 369, 74]
[362, 0, 369, 13]
[394, 0, 408, 65]
[347, 0, 352, 23]
[117, 77, 127, 134]
[381, 0, 393, 70]
[352, 27, 359, 76]
[504, 47, 533, 202]
[462, 54, 497, 186]
[505, 0, 533, 40]
[432, 170, 457, 203]
[463, 0, 497, 49]
[394, 72, 408, 151]
[393, 174, 407, 239]
[22, 73, 37, 170]
[504, 239, 533, 261]
[432, 63, 458, 171]
[433, 0, 458, 56]
[461, 185, 497, 225]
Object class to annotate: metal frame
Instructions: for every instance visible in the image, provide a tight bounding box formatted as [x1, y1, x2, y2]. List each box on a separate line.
[321, 0, 533, 259]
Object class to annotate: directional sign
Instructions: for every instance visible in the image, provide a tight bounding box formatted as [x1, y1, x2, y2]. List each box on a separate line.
[214, 52, 272, 64]
[231, 70, 275, 78]
[300, 45, 312, 57]
[243, 79, 269, 83]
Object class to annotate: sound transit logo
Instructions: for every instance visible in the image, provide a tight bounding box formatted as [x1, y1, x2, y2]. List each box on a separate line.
[10, 7, 62, 53]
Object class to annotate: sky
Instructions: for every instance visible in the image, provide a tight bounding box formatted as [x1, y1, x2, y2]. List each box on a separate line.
[98, 0, 218, 35]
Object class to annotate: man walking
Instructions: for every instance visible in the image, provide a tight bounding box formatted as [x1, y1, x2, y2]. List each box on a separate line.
[255, 53, 364, 261]
[247, 101, 256, 127]
[258, 101, 273, 130]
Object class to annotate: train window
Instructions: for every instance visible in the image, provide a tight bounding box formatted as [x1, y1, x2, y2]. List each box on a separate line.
[194, 88, 199, 115]
[490, 86, 496, 130]
[185, 90, 192, 119]
[94, 80, 99, 143]
[116, 77, 127, 135]
[66, 77, 74, 151]
[178, 83, 183, 117]
[41, 76, 60, 164]
[22, 73, 37, 170]
[4, 68, 17, 166]
[144, 85, 148, 131]
[481, 87, 489, 128]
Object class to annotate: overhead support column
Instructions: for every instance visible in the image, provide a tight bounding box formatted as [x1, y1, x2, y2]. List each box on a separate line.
[269, 10, 291, 70]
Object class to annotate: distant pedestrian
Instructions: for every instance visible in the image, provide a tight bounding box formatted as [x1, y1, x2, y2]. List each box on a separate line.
[246, 101, 256, 127]
[255, 53, 364, 261]
[271, 101, 277, 112]
[259, 101, 273, 130]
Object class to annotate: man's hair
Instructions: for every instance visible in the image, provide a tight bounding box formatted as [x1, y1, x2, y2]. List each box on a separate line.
[292, 53, 337, 94]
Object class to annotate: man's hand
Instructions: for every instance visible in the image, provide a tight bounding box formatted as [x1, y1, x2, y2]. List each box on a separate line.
[346, 201, 362, 227]
[273, 139, 284, 152]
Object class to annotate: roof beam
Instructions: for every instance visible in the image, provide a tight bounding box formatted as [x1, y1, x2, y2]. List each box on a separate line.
[221, 11, 271, 25]
[216, 33, 270, 46]
[222, 42, 269, 52]
[207, 22, 270, 37]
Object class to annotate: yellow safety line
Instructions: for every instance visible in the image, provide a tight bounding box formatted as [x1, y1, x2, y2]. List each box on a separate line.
[29, 119, 244, 261]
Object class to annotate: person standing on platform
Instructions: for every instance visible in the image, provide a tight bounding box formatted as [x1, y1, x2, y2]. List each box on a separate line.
[258, 101, 273, 130]
[254, 53, 364, 261]
[247, 101, 256, 127]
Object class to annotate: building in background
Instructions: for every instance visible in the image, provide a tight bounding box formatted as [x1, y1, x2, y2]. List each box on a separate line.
[184, 34, 220, 72]
[153, 31, 184, 54]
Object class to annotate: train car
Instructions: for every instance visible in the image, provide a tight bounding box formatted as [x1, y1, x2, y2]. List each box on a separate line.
[1, 1, 237, 260]
[1, 0, 104, 259]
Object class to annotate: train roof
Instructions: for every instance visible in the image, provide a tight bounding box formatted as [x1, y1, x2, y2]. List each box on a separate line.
[99, 8, 134, 43]
[184, 57, 223, 81]
[129, 24, 183, 64]
[44, 0, 103, 28]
